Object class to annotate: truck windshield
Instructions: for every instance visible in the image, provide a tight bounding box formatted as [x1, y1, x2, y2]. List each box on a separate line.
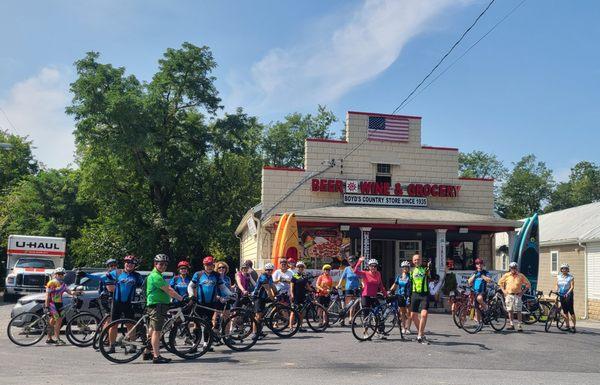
[15, 259, 55, 269]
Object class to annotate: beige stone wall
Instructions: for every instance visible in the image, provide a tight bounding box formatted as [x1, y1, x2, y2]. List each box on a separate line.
[538, 245, 586, 317]
[477, 234, 493, 268]
[589, 299, 600, 321]
[261, 112, 495, 217]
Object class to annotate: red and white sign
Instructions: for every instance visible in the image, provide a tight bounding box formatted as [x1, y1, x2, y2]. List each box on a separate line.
[312, 178, 461, 198]
[7, 235, 66, 258]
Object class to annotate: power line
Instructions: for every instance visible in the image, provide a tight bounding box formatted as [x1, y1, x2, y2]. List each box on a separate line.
[401, 0, 527, 110]
[391, 0, 496, 114]
[0, 106, 20, 135]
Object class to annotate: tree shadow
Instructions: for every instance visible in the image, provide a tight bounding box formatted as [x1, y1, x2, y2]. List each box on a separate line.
[429, 340, 491, 350]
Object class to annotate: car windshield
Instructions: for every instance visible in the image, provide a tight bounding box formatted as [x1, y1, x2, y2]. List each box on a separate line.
[15, 259, 55, 269]
[69, 275, 100, 291]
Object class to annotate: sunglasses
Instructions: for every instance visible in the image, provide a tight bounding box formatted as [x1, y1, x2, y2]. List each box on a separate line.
[265, 269, 273, 272]
[125, 261, 135, 265]
[108, 264, 117, 268]
[218, 267, 226, 270]
[157, 262, 167, 266]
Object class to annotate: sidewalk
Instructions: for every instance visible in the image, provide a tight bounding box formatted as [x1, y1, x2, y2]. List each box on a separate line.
[578, 318, 600, 330]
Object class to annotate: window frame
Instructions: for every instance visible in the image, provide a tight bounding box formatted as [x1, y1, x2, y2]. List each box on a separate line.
[550, 250, 559, 275]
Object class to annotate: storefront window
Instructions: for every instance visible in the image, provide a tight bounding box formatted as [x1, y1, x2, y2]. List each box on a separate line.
[447, 241, 476, 270]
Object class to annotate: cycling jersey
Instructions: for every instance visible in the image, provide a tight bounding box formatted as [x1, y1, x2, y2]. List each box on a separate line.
[98, 271, 116, 297]
[472, 270, 490, 294]
[353, 264, 385, 297]
[169, 275, 190, 302]
[557, 273, 574, 296]
[46, 279, 67, 303]
[219, 274, 233, 297]
[316, 274, 333, 297]
[411, 266, 429, 294]
[253, 272, 273, 300]
[394, 274, 411, 296]
[340, 266, 360, 291]
[111, 270, 144, 303]
[191, 271, 223, 304]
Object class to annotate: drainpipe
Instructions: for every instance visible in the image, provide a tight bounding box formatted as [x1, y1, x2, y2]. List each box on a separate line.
[579, 240, 588, 319]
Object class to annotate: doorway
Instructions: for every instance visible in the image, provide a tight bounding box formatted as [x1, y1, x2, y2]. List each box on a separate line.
[395, 240, 422, 276]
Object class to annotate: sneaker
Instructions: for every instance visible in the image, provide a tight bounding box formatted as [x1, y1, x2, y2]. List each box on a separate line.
[404, 329, 411, 335]
[55, 338, 66, 346]
[517, 324, 523, 332]
[203, 341, 214, 352]
[417, 336, 429, 345]
[106, 345, 116, 354]
[507, 324, 515, 330]
[571, 327, 576, 334]
[152, 356, 172, 364]
[142, 351, 153, 361]
[45, 338, 56, 345]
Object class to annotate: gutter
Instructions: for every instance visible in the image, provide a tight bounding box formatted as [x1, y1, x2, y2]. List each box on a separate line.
[579, 240, 588, 319]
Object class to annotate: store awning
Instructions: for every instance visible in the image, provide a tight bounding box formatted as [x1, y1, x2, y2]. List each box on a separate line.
[265, 206, 521, 232]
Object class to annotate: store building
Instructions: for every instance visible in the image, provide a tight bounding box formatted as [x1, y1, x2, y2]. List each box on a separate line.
[236, 111, 521, 286]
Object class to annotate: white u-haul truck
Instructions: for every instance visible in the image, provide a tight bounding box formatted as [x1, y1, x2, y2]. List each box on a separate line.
[4, 235, 66, 301]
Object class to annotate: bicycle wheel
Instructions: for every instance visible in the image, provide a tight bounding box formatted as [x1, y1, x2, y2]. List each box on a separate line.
[544, 307, 557, 332]
[66, 312, 100, 347]
[266, 304, 300, 338]
[556, 311, 570, 331]
[453, 303, 464, 329]
[168, 316, 213, 359]
[221, 310, 259, 351]
[488, 304, 507, 332]
[326, 299, 342, 325]
[538, 302, 552, 322]
[305, 303, 329, 332]
[98, 319, 146, 364]
[7, 312, 48, 346]
[92, 314, 111, 350]
[458, 305, 483, 334]
[521, 300, 539, 325]
[380, 306, 398, 335]
[351, 308, 378, 341]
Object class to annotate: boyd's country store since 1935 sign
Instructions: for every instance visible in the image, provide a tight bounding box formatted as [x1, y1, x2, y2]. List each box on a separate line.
[311, 178, 462, 207]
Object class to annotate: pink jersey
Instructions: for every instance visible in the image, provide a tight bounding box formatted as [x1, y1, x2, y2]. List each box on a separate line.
[353, 264, 385, 297]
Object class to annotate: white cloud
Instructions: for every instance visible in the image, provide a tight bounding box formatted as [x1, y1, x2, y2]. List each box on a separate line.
[0, 67, 75, 169]
[227, 0, 467, 115]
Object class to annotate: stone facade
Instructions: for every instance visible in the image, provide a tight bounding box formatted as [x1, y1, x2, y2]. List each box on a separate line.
[589, 299, 600, 321]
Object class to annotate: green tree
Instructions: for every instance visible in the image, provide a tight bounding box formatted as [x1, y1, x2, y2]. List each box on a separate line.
[546, 161, 600, 212]
[499, 154, 554, 219]
[0, 130, 38, 194]
[458, 151, 507, 180]
[262, 105, 337, 168]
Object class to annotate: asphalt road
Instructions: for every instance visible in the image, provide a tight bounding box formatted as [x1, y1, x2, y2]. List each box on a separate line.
[1, 301, 600, 385]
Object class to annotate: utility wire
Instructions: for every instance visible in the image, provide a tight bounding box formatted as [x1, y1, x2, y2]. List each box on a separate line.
[391, 0, 496, 114]
[0, 106, 20, 134]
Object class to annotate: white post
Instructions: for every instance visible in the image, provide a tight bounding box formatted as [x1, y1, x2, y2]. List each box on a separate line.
[360, 227, 372, 268]
[507, 231, 516, 264]
[436, 229, 447, 274]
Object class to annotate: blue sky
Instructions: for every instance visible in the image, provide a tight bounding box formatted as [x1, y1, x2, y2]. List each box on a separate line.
[0, 0, 598, 182]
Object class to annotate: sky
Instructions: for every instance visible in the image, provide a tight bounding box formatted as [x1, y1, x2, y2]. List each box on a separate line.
[0, 0, 598, 182]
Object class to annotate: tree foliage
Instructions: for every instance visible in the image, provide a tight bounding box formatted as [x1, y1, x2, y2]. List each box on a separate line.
[546, 161, 600, 212]
[458, 151, 507, 180]
[0, 130, 38, 195]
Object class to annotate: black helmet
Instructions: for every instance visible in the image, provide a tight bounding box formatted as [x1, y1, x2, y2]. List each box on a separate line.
[154, 254, 169, 263]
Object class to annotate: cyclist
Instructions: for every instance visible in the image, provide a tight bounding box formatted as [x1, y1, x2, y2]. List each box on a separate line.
[316, 264, 333, 327]
[290, 261, 312, 332]
[144, 254, 183, 364]
[354, 257, 387, 339]
[556, 263, 576, 333]
[288, 258, 298, 274]
[214, 261, 234, 330]
[410, 253, 431, 345]
[251, 263, 277, 337]
[188, 256, 224, 349]
[467, 258, 493, 318]
[44, 267, 80, 345]
[108, 255, 144, 351]
[498, 261, 530, 332]
[389, 260, 412, 335]
[244, 260, 259, 289]
[99, 258, 118, 316]
[273, 258, 293, 301]
[336, 255, 361, 325]
[169, 261, 191, 304]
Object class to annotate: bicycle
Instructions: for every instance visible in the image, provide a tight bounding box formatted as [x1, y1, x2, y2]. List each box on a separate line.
[458, 287, 507, 334]
[291, 293, 329, 332]
[7, 291, 98, 347]
[326, 288, 361, 326]
[351, 295, 402, 341]
[91, 300, 145, 351]
[66, 297, 106, 348]
[544, 291, 570, 333]
[450, 287, 470, 329]
[520, 289, 544, 325]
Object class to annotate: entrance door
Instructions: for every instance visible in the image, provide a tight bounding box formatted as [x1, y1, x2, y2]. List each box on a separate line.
[395, 241, 422, 276]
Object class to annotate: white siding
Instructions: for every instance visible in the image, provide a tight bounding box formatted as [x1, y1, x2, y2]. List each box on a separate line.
[588, 242, 600, 300]
[240, 229, 258, 267]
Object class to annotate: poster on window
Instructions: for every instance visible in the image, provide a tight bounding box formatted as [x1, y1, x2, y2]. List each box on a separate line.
[300, 227, 351, 268]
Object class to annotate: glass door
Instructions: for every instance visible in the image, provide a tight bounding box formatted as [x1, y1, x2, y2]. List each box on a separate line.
[395, 240, 421, 276]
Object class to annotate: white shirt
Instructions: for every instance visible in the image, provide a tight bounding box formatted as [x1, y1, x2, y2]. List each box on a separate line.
[273, 269, 294, 293]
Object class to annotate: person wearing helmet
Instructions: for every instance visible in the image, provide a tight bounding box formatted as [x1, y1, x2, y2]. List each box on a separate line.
[410, 253, 432, 344]
[145, 254, 184, 364]
[169, 261, 191, 304]
[468, 258, 493, 315]
[389, 260, 413, 335]
[354, 256, 387, 339]
[273, 258, 294, 300]
[336, 256, 361, 324]
[316, 264, 333, 308]
[251, 263, 277, 336]
[108, 255, 144, 351]
[44, 268, 80, 345]
[98, 258, 118, 317]
[498, 261, 531, 332]
[290, 261, 312, 332]
[556, 263, 576, 332]
[188, 256, 224, 348]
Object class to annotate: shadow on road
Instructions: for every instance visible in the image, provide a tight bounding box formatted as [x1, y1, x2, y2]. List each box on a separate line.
[430, 340, 491, 350]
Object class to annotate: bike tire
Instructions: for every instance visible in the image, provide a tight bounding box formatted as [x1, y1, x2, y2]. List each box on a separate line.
[351, 308, 378, 341]
[221, 310, 259, 351]
[7, 312, 47, 347]
[453, 304, 464, 329]
[168, 316, 213, 359]
[556, 312, 570, 331]
[326, 299, 342, 325]
[381, 306, 398, 335]
[66, 311, 100, 347]
[458, 305, 483, 334]
[266, 304, 300, 338]
[488, 304, 507, 332]
[98, 319, 145, 364]
[92, 314, 111, 350]
[305, 303, 329, 332]
[544, 308, 557, 332]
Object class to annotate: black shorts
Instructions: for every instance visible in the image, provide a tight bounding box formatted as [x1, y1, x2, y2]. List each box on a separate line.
[396, 295, 409, 308]
[410, 293, 429, 313]
[560, 293, 575, 315]
[360, 296, 379, 309]
[99, 297, 112, 315]
[254, 298, 268, 314]
[292, 295, 306, 306]
[344, 289, 359, 297]
[195, 303, 217, 320]
[111, 301, 135, 320]
[318, 296, 331, 308]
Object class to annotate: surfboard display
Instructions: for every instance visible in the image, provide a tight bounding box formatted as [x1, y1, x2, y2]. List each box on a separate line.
[517, 213, 539, 292]
[271, 213, 289, 269]
[277, 213, 300, 265]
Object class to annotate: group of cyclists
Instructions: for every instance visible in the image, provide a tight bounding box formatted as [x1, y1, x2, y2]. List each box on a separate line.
[38, 250, 578, 363]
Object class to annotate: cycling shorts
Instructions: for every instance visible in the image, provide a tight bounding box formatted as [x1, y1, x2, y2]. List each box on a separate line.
[344, 289, 360, 297]
[111, 301, 135, 321]
[49, 302, 64, 319]
[292, 295, 306, 306]
[410, 293, 429, 313]
[360, 296, 379, 309]
[396, 295, 409, 308]
[254, 298, 268, 314]
[318, 296, 331, 308]
[560, 292, 575, 315]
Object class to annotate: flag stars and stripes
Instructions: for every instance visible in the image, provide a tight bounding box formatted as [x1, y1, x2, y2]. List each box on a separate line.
[368, 116, 410, 142]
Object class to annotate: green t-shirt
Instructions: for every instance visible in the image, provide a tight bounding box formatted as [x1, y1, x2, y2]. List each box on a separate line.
[411, 266, 429, 294]
[146, 268, 170, 306]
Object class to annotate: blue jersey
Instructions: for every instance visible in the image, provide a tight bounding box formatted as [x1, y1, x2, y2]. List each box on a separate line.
[98, 271, 116, 297]
[253, 273, 273, 300]
[111, 270, 144, 303]
[472, 270, 490, 294]
[557, 273, 574, 295]
[340, 266, 360, 290]
[192, 271, 222, 304]
[169, 275, 191, 302]
[394, 274, 411, 296]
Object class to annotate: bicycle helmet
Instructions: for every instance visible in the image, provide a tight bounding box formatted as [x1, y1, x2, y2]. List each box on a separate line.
[177, 261, 191, 269]
[368, 259, 379, 266]
[54, 267, 66, 275]
[124, 255, 137, 264]
[474, 258, 483, 265]
[154, 254, 169, 263]
[509, 262, 518, 268]
[400, 261, 411, 268]
[296, 261, 306, 268]
[322, 264, 332, 270]
[560, 263, 569, 270]
[264, 263, 275, 270]
[105, 258, 117, 266]
[203, 256, 215, 265]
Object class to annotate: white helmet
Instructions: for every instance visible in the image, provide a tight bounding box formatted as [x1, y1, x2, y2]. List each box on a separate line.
[264, 263, 275, 270]
[560, 263, 569, 270]
[509, 262, 518, 268]
[54, 267, 66, 274]
[368, 259, 379, 266]
[296, 261, 306, 268]
[401, 261, 411, 268]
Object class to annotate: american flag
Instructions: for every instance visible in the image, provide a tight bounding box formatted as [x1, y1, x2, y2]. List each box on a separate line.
[368, 116, 409, 141]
